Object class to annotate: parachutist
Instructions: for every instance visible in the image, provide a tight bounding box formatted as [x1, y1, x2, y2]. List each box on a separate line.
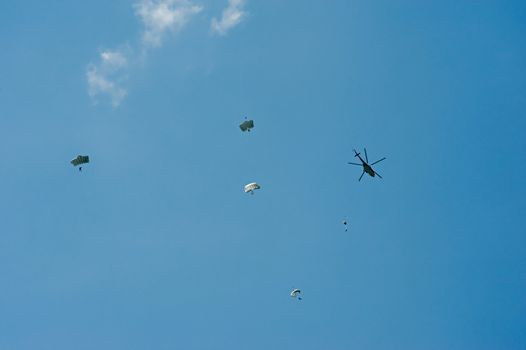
[291, 288, 302, 300]
[244, 182, 261, 194]
[239, 118, 254, 132]
[71, 155, 89, 170]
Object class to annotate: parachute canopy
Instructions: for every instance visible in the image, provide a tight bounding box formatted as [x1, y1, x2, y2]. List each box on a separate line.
[290, 289, 301, 298]
[239, 119, 254, 132]
[71, 155, 89, 167]
[244, 182, 260, 194]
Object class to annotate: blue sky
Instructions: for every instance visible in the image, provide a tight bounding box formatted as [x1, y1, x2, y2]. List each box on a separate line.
[1, 0, 525, 349]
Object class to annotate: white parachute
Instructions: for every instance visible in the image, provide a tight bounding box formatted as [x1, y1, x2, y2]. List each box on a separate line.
[290, 289, 302, 300]
[244, 182, 260, 194]
[239, 119, 254, 132]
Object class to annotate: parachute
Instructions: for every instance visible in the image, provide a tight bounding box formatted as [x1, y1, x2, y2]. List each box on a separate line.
[239, 119, 254, 132]
[71, 155, 89, 171]
[244, 182, 260, 194]
[290, 289, 302, 300]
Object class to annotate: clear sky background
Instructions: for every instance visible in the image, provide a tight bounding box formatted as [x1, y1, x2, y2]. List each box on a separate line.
[0, 0, 525, 349]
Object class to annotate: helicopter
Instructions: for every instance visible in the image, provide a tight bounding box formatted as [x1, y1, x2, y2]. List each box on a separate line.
[348, 148, 386, 181]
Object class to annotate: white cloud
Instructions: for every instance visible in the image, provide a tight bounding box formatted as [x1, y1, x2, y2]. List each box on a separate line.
[134, 0, 203, 48]
[100, 50, 128, 68]
[86, 0, 250, 106]
[86, 1, 203, 107]
[211, 0, 246, 35]
[86, 49, 129, 107]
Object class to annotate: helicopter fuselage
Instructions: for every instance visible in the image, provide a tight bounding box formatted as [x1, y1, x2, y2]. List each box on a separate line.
[363, 163, 375, 177]
[351, 148, 385, 181]
[356, 154, 375, 177]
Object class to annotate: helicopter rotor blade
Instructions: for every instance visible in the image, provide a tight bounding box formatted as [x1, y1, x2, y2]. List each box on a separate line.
[371, 157, 386, 165]
[374, 170, 383, 179]
[347, 162, 362, 166]
[359, 171, 365, 181]
[364, 148, 369, 163]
